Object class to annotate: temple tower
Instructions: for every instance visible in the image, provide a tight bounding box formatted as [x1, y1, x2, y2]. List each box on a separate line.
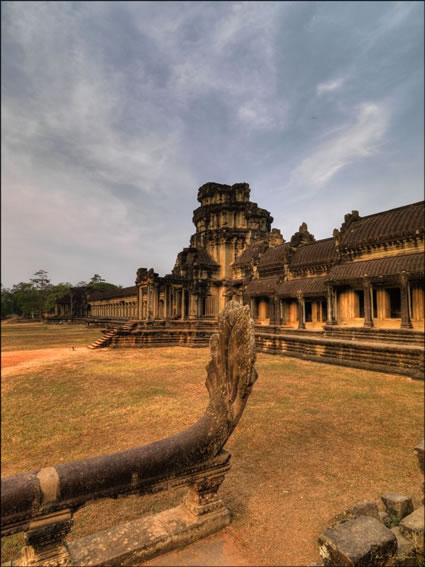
[190, 182, 273, 280]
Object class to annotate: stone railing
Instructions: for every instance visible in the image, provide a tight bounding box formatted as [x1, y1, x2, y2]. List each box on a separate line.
[1, 301, 258, 566]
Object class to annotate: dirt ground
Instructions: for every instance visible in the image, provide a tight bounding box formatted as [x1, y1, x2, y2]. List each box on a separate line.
[1, 346, 91, 375]
[2, 344, 423, 566]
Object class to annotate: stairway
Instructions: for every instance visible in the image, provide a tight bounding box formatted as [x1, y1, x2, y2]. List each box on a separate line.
[88, 321, 137, 349]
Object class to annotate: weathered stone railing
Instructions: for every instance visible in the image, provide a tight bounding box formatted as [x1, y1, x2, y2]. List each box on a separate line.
[1, 301, 258, 566]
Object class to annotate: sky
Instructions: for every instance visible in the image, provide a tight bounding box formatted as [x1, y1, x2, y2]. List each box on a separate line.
[2, 1, 424, 288]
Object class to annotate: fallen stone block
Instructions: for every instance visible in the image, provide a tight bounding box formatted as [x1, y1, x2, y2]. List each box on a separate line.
[318, 516, 397, 566]
[381, 494, 414, 523]
[328, 500, 380, 527]
[388, 526, 417, 567]
[399, 506, 424, 552]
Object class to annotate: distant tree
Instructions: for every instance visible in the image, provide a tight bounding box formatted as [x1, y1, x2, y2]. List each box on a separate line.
[12, 283, 40, 318]
[89, 274, 105, 285]
[1, 285, 16, 317]
[30, 270, 53, 316]
[44, 282, 72, 313]
[86, 274, 119, 293]
[76, 281, 88, 288]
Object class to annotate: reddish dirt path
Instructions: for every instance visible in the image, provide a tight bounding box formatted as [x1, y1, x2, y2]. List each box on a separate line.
[1, 347, 92, 376]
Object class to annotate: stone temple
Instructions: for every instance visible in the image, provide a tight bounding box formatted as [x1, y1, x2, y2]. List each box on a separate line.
[55, 182, 424, 378]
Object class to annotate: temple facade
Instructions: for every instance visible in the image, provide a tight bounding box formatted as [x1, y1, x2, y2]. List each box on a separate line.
[74, 182, 423, 333]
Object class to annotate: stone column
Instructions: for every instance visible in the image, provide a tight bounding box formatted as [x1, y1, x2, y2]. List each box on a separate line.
[146, 285, 153, 321]
[137, 287, 142, 320]
[268, 296, 275, 325]
[296, 290, 305, 329]
[400, 271, 413, 329]
[363, 277, 374, 328]
[250, 297, 256, 320]
[274, 297, 281, 325]
[326, 285, 337, 325]
[181, 288, 185, 320]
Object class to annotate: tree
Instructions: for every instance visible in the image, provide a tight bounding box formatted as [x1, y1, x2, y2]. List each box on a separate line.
[30, 270, 53, 315]
[44, 283, 72, 313]
[86, 274, 119, 293]
[1, 285, 16, 317]
[12, 283, 40, 318]
[89, 274, 105, 285]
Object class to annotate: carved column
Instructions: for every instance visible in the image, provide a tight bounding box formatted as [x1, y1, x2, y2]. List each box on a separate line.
[274, 297, 281, 325]
[400, 271, 413, 329]
[326, 285, 337, 325]
[15, 509, 73, 567]
[363, 277, 374, 328]
[296, 290, 305, 329]
[268, 296, 275, 325]
[181, 288, 185, 320]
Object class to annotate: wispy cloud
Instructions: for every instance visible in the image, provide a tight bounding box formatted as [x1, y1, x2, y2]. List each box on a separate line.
[287, 102, 389, 193]
[317, 77, 345, 96]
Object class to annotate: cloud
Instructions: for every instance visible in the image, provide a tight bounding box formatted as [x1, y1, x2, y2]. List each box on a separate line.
[317, 77, 345, 96]
[287, 102, 389, 193]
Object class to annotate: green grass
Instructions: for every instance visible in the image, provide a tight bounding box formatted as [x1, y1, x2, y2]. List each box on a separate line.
[1, 325, 424, 566]
[1, 322, 102, 350]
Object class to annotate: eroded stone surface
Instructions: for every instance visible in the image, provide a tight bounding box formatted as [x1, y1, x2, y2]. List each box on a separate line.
[318, 516, 397, 566]
[399, 506, 424, 551]
[389, 526, 416, 567]
[381, 494, 414, 523]
[329, 500, 379, 527]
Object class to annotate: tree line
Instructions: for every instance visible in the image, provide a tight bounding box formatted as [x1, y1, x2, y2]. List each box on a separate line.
[1, 270, 121, 319]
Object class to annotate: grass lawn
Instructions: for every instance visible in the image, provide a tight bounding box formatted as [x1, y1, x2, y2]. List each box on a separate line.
[1, 323, 424, 565]
[1, 322, 102, 350]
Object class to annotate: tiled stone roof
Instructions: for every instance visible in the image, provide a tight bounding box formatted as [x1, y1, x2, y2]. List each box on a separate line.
[258, 244, 289, 269]
[88, 286, 138, 301]
[327, 253, 424, 282]
[290, 238, 336, 268]
[340, 201, 424, 248]
[277, 277, 327, 297]
[245, 276, 280, 296]
[233, 240, 268, 267]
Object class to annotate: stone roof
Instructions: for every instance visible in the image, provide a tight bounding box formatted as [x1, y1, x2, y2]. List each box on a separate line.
[245, 276, 280, 296]
[339, 201, 424, 248]
[233, 240, 268, 267]
[258, 244, 289, 269]
[290, 238, 336, 268]
[88, 286, 138, 301]
[327, 253, 424, 282]
[277, 277, 327, 297]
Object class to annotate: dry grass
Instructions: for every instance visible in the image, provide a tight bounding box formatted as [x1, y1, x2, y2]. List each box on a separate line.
[1, 323, 424, 565]
[1, 321, 101, 351]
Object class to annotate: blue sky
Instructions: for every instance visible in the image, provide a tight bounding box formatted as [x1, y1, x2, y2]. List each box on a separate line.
[2, 1, 424, 288]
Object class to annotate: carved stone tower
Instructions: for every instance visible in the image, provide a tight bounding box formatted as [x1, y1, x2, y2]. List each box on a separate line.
[190, 182, 273, 280]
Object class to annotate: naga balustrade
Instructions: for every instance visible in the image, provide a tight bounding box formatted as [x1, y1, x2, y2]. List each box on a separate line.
[1, 301, 258, 566]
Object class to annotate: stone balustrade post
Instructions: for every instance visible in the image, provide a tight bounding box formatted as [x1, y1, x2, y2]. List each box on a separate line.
[184, 473, 227, 517]
[15, 510, 73, 567]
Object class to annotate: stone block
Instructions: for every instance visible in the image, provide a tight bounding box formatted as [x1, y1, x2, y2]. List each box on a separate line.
[399, 506, 424, 552]
[379, 510, 392, 528]
[329, 500, 380, 527]
[389, 526, 416, 567]
[318, 516, 397, 566]
[381, 494, 414, 523]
